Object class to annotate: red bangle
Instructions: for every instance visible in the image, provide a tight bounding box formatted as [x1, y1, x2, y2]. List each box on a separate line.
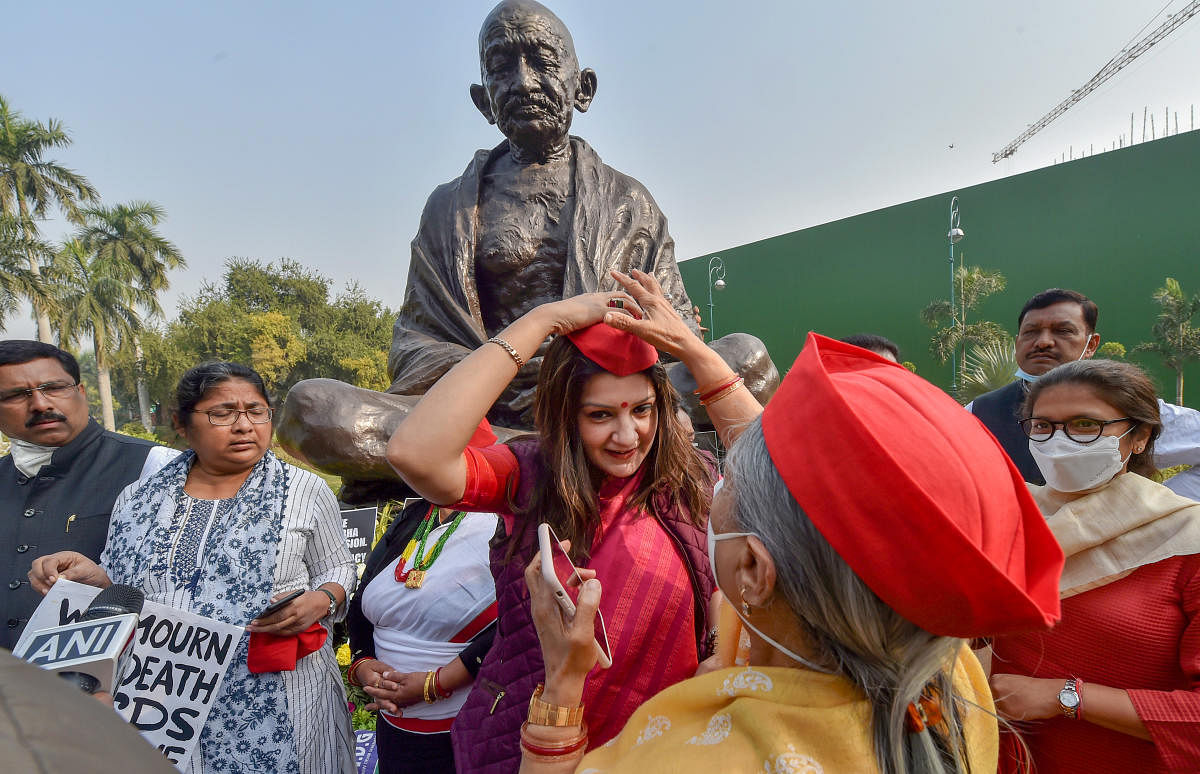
[434, 667, 453, 699]
[1076, 678, 1084, 721]
[347, 657, 373, 688]
[695, 376, 740, 403]
[520, 724, 589, 756]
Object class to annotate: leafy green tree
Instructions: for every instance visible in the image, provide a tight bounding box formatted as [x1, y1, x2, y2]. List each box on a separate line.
[136, 259, 396, 412]
[1136, 278, 1200, 405]
[75, 201, 184, 431]
[1096, 342, 1126, 360]
[0, 95, 97, 341]
[53, 240, 156, 430]
[921, 264, 1009, 384]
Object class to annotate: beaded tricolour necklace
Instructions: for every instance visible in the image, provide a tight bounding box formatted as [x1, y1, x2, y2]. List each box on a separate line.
[394, 506, 468, 589]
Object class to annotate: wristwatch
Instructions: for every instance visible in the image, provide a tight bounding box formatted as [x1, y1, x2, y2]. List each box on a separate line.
[1057, 677, 1081, 719]
[317, 587, 338, 618]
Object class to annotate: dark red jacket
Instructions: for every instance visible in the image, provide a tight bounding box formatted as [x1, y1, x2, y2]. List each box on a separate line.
[450, 441, 715, 773]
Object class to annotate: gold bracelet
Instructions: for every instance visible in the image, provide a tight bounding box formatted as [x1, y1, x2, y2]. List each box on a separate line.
[526, 683, 585, 726]
[487, 336, 526, 369]
[423, 670, 437, 703]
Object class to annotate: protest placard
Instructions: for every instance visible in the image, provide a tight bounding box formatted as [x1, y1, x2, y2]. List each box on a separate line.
[354, 729, 379, 774]
[15, 579, 242, 771]
[341, 506, 378, 567]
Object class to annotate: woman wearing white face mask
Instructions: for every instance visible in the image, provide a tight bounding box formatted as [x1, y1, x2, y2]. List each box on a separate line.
[990, 359, 1200, 773]
[514, 334, 1065, 774]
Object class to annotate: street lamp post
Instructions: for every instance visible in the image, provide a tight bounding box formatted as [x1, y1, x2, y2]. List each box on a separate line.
[947, 197, 965, 392]
[707, 256, 727, 341]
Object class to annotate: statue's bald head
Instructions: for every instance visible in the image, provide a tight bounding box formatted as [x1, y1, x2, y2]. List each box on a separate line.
[478, 0, 577, 65]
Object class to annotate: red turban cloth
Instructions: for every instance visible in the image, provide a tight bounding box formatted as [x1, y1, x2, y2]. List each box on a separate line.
[761, 333, 1062, 637]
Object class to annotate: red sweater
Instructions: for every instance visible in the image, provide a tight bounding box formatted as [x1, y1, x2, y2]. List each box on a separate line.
[991, 553, 1200, 773]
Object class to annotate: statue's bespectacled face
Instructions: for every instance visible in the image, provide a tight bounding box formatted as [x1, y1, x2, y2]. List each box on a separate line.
[479, 14, 580, 149]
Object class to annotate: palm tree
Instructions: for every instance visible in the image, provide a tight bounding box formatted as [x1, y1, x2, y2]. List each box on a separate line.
[921, 264, 1010, 388]
[1136, 277, 1200, 405]
[0, 213, 56, 331]
[958, 340, 1017, 404]
[0, 95, 98, 341]
[75, 201, 184, 430]
[53, 240, 156, 431]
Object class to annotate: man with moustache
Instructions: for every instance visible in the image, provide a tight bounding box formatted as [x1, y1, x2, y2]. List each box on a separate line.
[0, 341, 175, 649]
[969, 288, 1200, 498]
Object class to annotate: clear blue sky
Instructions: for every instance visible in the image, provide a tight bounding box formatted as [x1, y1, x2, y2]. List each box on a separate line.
[5, 0, 1199, 340]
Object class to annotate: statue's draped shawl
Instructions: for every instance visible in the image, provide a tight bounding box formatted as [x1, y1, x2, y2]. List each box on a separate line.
[388, 137, 697, 426]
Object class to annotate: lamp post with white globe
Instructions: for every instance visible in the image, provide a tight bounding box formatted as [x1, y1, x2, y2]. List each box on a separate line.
[948, 197, 965, 391]
[707, 256, 727, 342]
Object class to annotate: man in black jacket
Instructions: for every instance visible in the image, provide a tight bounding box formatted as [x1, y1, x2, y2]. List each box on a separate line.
[969, 289, 1099, 484]
[970, 289, 1200, 499]
[0, 341, 174, 649]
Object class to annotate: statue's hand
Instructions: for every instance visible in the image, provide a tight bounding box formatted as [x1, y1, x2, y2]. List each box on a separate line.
[542, 291, 642, 336]
[606, 269, 702, 361]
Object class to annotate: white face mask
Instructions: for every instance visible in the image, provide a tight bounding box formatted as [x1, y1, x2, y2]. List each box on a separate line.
[8, 438, 56, 477]
[1028, 425, 1136, 492]
[1017, 336, 1095, 383]
[706, 508, 833, 673]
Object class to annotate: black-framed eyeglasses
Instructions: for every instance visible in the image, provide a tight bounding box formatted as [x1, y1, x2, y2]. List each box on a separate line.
[0, 382, 79, 405]
[193, 407, 274, 426]
[1019, 416, 1134, 444]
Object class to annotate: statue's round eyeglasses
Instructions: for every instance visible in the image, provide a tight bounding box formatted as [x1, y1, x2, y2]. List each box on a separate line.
[193, 407, 274, 426]
[0, 382, 78, 405]
[1019, 416, 1133, 444]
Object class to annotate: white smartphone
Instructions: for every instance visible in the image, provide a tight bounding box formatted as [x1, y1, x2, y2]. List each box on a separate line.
[537, 523, 613, 669]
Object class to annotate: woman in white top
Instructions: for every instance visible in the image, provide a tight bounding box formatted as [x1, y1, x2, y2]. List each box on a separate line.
[30, 361, 356, 774]
[348, 501, 498, 774]
[347, 421, 502, 774]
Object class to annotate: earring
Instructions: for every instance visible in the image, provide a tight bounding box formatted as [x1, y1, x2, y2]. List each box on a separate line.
[740, 587, 751, 616]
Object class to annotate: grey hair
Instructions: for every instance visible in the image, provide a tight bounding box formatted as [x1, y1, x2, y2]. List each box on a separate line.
[726, 419, 973, 774]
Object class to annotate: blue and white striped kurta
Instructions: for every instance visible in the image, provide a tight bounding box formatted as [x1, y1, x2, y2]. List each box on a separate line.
[105, 461, 357, 774]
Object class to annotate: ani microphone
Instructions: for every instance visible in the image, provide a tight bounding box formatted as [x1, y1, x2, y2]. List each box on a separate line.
[14, 584, 145, 694]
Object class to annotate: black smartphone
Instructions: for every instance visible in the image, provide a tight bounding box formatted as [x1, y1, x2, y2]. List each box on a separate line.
[257, 589, 304, 619]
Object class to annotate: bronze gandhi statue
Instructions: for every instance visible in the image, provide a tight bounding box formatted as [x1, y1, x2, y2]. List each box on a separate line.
[278, 0, 777, 502]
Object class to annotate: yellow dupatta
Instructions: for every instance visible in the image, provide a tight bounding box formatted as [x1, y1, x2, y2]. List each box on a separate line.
[574, 647, 997, 774]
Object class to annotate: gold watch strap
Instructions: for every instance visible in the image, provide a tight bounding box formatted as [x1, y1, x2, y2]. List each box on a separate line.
[527, 683, 584, 727]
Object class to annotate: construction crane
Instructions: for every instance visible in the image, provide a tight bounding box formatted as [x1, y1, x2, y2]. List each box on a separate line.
[992, 0, 1200, 163]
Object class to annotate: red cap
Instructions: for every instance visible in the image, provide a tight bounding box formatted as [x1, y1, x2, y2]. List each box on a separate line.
[566, 323, 659, 376]
[761, 333, 1062, 637]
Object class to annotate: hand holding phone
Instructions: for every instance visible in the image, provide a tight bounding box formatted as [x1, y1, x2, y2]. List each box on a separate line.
[537, 523, 613, 669]
[257, 589, 304, 619]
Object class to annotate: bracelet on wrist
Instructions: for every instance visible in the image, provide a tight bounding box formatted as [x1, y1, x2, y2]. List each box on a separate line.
[487, 336, 526, 369]
[527, 683, 585, 726]
[347, 657, 373, 688]
[434, 667, 453, 699]
[423, 670, 438, 703]
[699, 376, 744, 406]
[695, 374, 740, 402]
[520, 720, 589, 757]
